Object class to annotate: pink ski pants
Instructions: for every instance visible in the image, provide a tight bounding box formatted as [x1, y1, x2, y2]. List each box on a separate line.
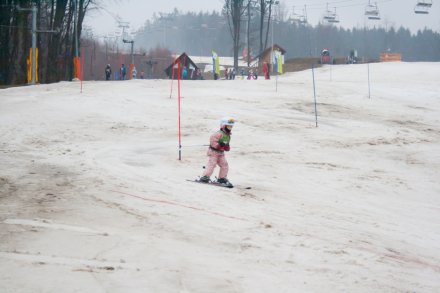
[203, 149, 229, 179]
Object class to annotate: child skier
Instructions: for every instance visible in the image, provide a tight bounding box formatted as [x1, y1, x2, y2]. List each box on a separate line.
[199, 117, 235, 187]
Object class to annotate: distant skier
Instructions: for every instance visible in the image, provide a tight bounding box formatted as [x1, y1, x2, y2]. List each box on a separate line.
[105, 64, 112, 80]
[224, 68, 229, 80]
[247, 69, 253, 80]
[132, 66, 137, 79]
[263, 62, 270, 80]
[230, 68, 236, 80]
[120, 64, 127, 80]
[182, 66, 188, 79]
[199, 117, 235, 187]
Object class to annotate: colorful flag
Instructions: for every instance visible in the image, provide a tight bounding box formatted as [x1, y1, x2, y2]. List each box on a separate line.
[212, 50, 220, 77]
[273, 49, 283, 74]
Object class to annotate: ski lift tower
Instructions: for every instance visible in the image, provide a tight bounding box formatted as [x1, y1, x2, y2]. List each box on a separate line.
[414, 0, 433, 14]
[17, 3, 59, 84]
[270, 0, 280, 73]
[119, 21, 135, 78]
[365, 1, 381, 20]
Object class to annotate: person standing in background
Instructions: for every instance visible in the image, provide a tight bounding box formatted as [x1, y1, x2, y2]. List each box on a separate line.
[105, 64, 112, 80]
[132, 66, 137, 79]
[120, 64, 126, 80]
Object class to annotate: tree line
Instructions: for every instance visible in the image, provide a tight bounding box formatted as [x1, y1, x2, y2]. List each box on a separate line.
[0, 0, 92, 85]
[135, 5, 440, 64]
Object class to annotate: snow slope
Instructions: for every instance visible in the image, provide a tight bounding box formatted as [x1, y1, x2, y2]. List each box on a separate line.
[1, 62, 439, 292]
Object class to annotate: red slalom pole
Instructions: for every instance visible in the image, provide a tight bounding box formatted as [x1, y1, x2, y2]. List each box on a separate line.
[80, 47, 84, 93]
[170, 56, 175, 98]
[178, 60, 182, 160]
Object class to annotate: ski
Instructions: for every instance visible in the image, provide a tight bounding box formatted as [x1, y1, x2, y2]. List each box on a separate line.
[186, 179, 234, 188]
[186, 179, 251, 190]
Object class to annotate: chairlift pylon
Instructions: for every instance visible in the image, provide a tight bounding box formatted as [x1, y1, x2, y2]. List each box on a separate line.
[414, 0, 433, 14]
[365, 1, 381, 20]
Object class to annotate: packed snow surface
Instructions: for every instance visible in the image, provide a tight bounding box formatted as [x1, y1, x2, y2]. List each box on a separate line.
[1, 62, 439, 292]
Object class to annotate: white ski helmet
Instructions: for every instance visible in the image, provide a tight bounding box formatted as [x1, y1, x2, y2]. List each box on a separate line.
[220, 116, 236, 127]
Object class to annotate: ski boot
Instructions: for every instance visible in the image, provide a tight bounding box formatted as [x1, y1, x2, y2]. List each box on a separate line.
[199, 176, 210, 183]
[217, 177, 233, 187]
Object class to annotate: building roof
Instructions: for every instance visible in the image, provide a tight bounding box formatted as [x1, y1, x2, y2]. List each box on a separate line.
[254, 44, 287, 60]
[164, 52, 199, 77]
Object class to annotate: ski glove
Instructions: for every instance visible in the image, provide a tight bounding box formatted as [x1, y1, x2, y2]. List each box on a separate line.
[219, 141, 230, 151]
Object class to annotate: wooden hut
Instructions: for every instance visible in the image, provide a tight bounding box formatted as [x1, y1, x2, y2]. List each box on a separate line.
[164, 52, 200, 79]
[254, 44, 286, 74]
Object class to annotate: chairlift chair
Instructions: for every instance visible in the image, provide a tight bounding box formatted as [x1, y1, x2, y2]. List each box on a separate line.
[299, 15, 308, 24]
[365, 1, 381, 20]
[414, 6, 430, 14]
[323, 5, 340, 23]
[414, 0, 433, 14]
[323, 3, 335, 20]
[416, 0, 433, 7]
[368, 14, 381, 20]
[290, 6, 300, 22]
[300, 5, 308, 25]
[290, 6, 307, 25]
[327, 17, 340, 23]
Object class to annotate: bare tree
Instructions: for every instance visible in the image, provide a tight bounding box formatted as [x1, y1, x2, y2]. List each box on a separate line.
[0, 1, 32, 85]
[223, 0, 247, 70]
[0, 0, 96, 85]
[258, 0, 278, 57]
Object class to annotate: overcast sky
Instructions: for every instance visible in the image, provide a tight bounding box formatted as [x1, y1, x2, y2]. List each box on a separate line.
[84, 0, 440, 37]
